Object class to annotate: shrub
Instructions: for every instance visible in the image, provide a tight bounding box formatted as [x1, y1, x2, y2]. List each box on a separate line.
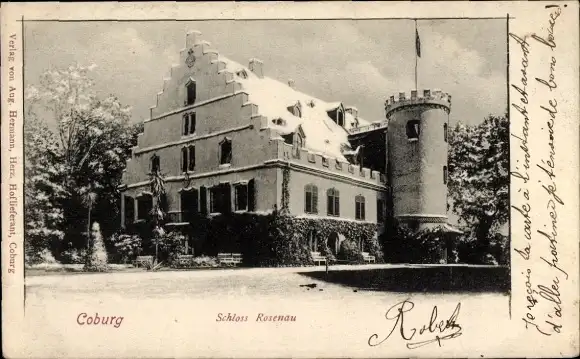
[110, 233, 143, 263]
[156, 230, 186, 264]
[60, 247, 87, 264]
[84, 222, 109, 272]
[338, 239, 364, 263]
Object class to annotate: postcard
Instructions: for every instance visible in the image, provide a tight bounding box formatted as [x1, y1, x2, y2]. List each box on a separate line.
[1, 2, 578, 358]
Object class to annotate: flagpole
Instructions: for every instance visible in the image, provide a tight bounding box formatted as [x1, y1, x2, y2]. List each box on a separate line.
[415, 19, 418, 91]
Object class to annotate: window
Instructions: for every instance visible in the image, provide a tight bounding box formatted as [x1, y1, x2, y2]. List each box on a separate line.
[137, 194, 152, 221]
[355, 195, 366, 220]
[234, 183, 248, 211]
[327, 188, 340, 216]
[219, 138, 232, 165]
[183, 114, 189, 135]
[377, 199, 385, 223]
[124, 196, 135, 225]
[304, 184, 318, 214]
[406, 119, 420, 140]
[322, 157, 329, 167]
[188, 145, 195, 171]
[443, 165, 448, 184]
[443, 123, 448, 143]
[209, 183, 231, 214]
[189, 113, 196, 134]
[186, 80, 196, 105]
[183, 113, 196, 136]
[181, 147, 188, 173]
[180, 189, 199, 222]
[150, 154, 160, 173]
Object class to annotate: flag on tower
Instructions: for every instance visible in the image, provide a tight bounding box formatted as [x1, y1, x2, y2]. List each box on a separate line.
[415, 27, 421, 58]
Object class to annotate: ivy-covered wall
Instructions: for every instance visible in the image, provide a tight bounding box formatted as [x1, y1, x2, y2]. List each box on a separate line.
[181, 211, 382, 267]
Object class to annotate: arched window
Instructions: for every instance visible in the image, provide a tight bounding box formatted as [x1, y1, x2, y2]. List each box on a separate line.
[219, 138, 232, 165]
[406, 119, 420, 140]
[150, 154, 160, 173]
[355, 195, 366, 220]
[443, 123, 448, 142]
[181, 147, 188, 172]
[304, 184, 318, 214]
[186, 80, 196, 105]
[443, 165, 448, 184]
[327, 188, 340, 216]
[188, 145, 196, 171]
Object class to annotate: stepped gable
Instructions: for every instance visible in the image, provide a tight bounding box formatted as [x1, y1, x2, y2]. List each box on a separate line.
[145, 30, 379, 162]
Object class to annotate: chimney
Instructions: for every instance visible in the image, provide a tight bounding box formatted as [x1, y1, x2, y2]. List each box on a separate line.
[288, 79, 295, 89]
[248, 58, 264, 78]
[186, 30, 201, 48]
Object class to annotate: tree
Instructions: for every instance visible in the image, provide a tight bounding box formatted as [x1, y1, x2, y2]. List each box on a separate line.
[23, 116, 66, 263]
[25, 64, 141, 257]
[448, 114, 509, 244]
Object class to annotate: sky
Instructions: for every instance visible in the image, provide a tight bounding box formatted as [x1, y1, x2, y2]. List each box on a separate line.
[24, 19, 507, 126]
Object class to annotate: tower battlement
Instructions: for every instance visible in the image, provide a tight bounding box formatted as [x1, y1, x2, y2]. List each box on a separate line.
[385, 89, 451, 117]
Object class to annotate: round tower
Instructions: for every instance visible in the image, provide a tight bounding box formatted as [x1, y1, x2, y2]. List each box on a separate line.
[385, 89, 451, 230]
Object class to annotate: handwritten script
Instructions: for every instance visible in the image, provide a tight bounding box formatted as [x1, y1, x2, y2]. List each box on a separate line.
[368, 299, 462, 349]
[510, 4, 568, 336]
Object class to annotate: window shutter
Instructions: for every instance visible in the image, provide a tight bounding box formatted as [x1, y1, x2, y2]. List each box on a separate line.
[247, 179, 256, 211]
[335, 196, 340, 216]
[313, 186, 318, 213]
[200, 186, 208, 215]
[223, 183, 232, 213]
[362, 201, 365, 220]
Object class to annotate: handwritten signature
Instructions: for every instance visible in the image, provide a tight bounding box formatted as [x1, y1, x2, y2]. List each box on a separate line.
[368, 299, 462, 349]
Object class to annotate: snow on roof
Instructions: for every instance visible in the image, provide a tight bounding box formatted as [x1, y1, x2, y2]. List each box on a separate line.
[221, 56, 352, 160]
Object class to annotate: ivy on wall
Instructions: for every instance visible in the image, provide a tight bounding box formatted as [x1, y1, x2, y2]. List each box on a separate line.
[281, 166, 291, 214]
[178, 212, 382, 267]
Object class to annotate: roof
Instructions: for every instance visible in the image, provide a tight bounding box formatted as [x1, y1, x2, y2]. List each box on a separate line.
[222, 57, 359, 161]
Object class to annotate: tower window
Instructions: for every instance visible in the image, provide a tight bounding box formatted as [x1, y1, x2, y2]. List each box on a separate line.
[443, 165, 448, 184]
[186, 80, 196, 105]
[444, 123, 448, 142]
[327, 188, 340, 216]
[219, 138, 232, 165]
[355, 195, 366, 220]
[406, 120, 420, 140]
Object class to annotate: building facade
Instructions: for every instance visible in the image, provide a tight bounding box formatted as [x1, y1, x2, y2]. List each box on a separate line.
[119, 31, 457, 262]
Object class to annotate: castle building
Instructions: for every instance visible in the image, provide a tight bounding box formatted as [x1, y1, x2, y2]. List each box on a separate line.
[119, 31, 459, 263]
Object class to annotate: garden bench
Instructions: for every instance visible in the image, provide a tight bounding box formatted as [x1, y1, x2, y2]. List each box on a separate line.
[176, 255, 194, 265]
[311, 252, 327, 266]
[133, 255, 153, 268]
[362, 252, 375, 264]
[218, 253, 243, 266]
